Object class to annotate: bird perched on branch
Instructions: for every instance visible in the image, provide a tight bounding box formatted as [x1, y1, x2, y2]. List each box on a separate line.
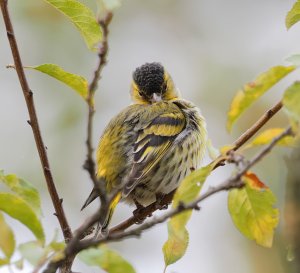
[81, 62, 207, 232]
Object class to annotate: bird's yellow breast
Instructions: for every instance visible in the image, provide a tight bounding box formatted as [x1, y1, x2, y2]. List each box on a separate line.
[96, 123, 128, 191]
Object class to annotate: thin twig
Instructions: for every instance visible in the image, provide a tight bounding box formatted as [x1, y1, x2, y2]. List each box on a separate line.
[44, 126, 292, 273]
[233, 100, 283, 150]
[109, 190, 176, 234]
[89, 12, 113, 93]
[0, 0, 72, 241]
[83, 12, 113, 200]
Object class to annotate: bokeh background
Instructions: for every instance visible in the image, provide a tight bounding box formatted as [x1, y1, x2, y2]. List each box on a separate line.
[1, 0, 300, 272]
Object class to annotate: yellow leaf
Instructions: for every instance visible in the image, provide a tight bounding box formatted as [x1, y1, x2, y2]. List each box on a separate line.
[219, 144, 235, 155]
[227, 66, 295, 132]
[0, 193, 45, 245]
[162, 161, 218, 267]
[228, 172, 279, 247]
[0, 212, 15, 259]
[245, 128, 298, 148]
[163, 224, 189, 266]
[286, 0, 300, 30]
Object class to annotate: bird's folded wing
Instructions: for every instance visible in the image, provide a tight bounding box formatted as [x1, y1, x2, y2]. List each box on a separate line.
[123, 107, 186, 196]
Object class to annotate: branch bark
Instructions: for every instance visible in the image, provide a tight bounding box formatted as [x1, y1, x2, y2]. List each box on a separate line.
[233, 100, 283, 150]
[0, 0, 72, 242]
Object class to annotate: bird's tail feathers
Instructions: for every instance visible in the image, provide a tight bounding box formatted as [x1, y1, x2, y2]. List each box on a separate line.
[81, 188, 99, 211]
[82, 188, 122, 236]
[101, 192, 122, 231]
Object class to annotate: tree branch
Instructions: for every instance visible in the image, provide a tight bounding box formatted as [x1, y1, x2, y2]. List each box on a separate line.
[109, 190, 176, 234]
[233, 100, 283, 150]
[44, 126, 292, 273]
[0, 0, 72, 242]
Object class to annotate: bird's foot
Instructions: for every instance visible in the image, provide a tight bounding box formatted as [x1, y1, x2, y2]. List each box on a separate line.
[132, 199, 147, 224]
[155, 193, 169, 210]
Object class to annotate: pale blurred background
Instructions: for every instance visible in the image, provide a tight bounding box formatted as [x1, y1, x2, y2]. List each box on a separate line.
[0, 0, 299, 272]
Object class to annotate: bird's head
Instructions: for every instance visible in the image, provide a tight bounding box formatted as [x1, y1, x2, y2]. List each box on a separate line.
[131, 62, 179, 104]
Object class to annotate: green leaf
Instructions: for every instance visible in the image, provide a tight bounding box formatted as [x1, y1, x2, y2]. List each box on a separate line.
[48, 241, 65, 252]
[228, 172, 279, 247]
[162, 162, 216, 267]
[19, 235, 65, 267]
[0, 193, 45, 244]
[172, 163, 216, 226]
[0, 212, 15, 259]
[48, 232, 65, 253]
[43, 0, 102, 50]
[28, 64, 89, 100]
[286, 54, 300, 66]
[227, 66, 295, 132]
[286, 0, 300, 30]
[19, 241, 45, 266]
[48, 229, 65, 252]
[79, 246, 136, 273]
[0, 171, 41, 216]
[283, 81, 300, 121]
[245, 128, 298, 148]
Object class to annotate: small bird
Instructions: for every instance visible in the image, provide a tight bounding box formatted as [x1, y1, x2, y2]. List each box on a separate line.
[81, 62, 207, 231]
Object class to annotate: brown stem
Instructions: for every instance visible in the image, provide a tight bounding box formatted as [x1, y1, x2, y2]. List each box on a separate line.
[0, 0, 72, 241]
[83, 12, 113, 198]
[233, 100, 283, 150]
[109, 190, 175, 234]
[89, 12, 113, 93]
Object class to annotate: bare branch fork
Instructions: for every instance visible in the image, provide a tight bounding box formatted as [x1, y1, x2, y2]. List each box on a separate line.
[0, 0, 72, 242]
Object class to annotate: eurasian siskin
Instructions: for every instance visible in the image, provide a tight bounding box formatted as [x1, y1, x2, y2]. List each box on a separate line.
[82, 62, 207, 231]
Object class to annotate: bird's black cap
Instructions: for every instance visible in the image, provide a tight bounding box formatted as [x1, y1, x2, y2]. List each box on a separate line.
[133, 63, 165, 96]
